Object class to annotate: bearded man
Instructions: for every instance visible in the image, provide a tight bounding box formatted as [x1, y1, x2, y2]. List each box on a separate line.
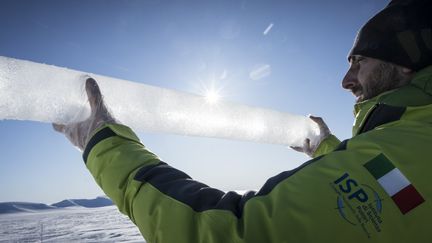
[55, 0, 432, 242]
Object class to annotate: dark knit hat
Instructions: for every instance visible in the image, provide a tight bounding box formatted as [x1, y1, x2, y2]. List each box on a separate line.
[349, 0, 432, 71]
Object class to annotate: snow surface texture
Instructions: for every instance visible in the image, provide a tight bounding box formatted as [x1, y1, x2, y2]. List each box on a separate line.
[0, 206, 145, 243]
[0, 56, 320, 147]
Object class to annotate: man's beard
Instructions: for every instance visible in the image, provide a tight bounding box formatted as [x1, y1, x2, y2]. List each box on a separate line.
[356, 62, 409, 103]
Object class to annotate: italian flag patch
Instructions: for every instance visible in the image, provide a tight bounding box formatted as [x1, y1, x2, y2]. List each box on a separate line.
[364, 154, 425, 214]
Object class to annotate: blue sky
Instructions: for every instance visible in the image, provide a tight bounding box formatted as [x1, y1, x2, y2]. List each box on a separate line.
[0, 0, 388, 204]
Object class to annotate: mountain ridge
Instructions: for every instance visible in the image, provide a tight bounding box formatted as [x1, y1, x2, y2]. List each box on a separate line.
[0, 196, 113, 214]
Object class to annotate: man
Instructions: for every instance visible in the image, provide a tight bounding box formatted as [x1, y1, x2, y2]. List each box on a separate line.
[54, 0, 432, 242]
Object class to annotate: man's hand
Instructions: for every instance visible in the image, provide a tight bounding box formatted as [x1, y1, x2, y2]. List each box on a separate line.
[53, 77, 116, 151]
[291, 115, 331, 157]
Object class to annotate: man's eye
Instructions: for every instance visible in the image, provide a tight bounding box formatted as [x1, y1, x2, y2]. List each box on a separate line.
[349, 56, 365, 67]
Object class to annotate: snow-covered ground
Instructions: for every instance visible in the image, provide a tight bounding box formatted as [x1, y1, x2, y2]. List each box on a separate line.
[0, 205, 145, 242]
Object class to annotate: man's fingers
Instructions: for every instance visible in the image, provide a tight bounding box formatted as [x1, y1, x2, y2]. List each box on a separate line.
[52, 123, 66, 133]
[290, 146, 304, 152]
[290, 139, 311, 152]
[86, 77, 104, 113]
[304, 138, 311, 149]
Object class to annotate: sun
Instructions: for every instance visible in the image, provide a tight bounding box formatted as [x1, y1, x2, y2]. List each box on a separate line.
[196, 71, 226, 105]
[205, 89, 221, 104]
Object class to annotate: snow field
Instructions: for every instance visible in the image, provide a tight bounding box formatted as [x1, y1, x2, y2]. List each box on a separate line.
[0, 206, 145, 243]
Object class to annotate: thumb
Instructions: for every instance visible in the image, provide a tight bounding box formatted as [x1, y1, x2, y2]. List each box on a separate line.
[308, 115, 324, 126]
[309, 115, 330, 131]
[85, 77, 105, 114]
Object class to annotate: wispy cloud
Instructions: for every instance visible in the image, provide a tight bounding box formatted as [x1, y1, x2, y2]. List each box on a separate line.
[249, 64, 271, 80]
[220, 69, 227, 80]
[263, 23, 274, 36]
[114, 65, 130, 72]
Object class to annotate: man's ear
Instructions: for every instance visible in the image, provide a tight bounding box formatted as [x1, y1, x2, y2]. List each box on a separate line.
[401, 67, 413, 74]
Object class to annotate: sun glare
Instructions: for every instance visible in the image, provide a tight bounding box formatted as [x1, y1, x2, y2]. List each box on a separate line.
[197, 72, 226, 105]
[205, 90, 221, 104]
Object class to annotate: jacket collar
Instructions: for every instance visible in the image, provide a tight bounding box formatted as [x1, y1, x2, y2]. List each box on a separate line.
[352, 65, 432, 135]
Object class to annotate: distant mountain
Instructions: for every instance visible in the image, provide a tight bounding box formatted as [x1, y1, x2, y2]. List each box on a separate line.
[0, 202, 55, 214]
[51, 199, 80, 208]
[52, 196, 113, 208]
[0, 196, 113, 214]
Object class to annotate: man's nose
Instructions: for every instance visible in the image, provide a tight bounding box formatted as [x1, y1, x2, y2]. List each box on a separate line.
[342, 68, 357, 90]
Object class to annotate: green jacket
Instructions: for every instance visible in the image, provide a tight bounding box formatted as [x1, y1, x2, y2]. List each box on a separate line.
[85, 66, 432, 243]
